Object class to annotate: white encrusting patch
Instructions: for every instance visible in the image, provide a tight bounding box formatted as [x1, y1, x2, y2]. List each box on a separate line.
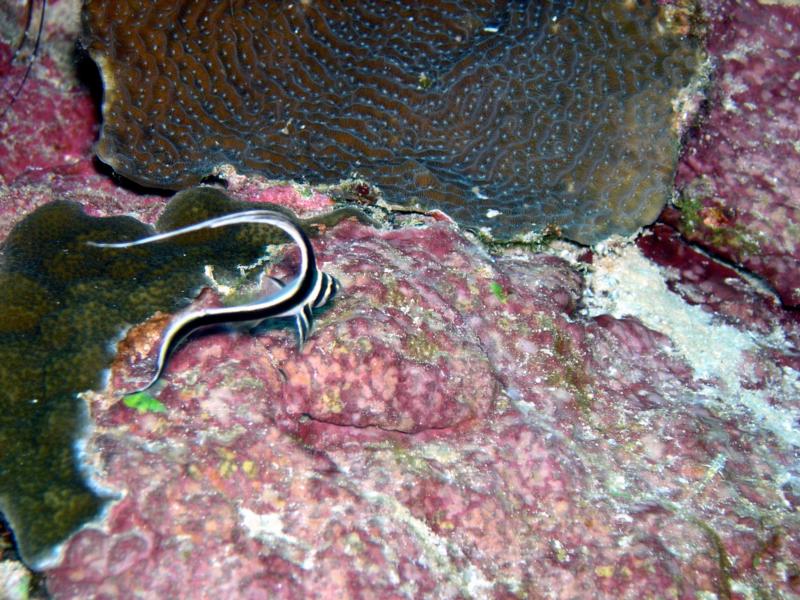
[584, 244, 800, 449]
[360, 489, 494, 598]
[239, 507, 315, 570]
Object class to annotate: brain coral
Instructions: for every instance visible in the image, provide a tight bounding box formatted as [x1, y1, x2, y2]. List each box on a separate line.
[81, 0, 702, 244]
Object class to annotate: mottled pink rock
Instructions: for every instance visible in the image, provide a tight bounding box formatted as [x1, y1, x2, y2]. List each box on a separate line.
[670, 0, 800, 306]
[0, 1, 799, 598]
[0, 0, 96, 186]
[31, 212, 797, 598]
[639, 224, 800, 347]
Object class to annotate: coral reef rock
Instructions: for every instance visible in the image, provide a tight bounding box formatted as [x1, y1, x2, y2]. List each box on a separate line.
[670, 0, 800, 306]
[0, 0, 798, 597]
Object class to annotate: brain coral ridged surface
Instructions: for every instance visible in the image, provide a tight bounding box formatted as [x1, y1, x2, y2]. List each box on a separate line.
[81, 0, 702, 244]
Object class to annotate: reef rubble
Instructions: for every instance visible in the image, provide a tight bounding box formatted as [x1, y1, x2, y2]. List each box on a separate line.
[0, 0, 798, 598]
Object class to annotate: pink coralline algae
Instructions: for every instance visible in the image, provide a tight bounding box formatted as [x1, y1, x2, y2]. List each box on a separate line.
[670, 0, 800, 307]
[639, 224, 800, 349]
[0, 0, 799, 598]
[37, 214, 799, 598]
[0, 3, 96, 185]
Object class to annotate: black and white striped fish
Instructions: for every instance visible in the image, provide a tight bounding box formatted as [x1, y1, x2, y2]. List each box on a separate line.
[89, 209, 339, 392]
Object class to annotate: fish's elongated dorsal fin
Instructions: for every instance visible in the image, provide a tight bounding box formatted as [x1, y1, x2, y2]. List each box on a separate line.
[89, 207, 341, 393]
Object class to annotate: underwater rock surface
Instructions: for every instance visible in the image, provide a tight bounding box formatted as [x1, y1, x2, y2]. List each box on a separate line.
[671, 0, 800, 306]
[38, 214, 800, 598]
[81, 0, 702, 243]
[0, 0, 799, 596]
[0, 0, 96, 185]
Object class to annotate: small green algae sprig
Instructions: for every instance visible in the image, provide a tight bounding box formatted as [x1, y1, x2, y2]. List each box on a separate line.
[489, 282, 509, 304]
[123, 392, 167, 414]
[0, 187, 345, 568]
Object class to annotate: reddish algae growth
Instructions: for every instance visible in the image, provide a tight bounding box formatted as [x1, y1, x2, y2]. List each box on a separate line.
[0, 0, 799, 598]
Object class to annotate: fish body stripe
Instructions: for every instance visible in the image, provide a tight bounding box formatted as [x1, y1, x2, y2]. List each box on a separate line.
[90, 209, 337, 392]
[314, 272, 338, 308]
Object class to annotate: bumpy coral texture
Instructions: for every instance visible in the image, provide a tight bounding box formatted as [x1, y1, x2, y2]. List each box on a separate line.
[4, 1, 800, 595]
[42, 217, 800, 598]
[81, 0, 700, 243]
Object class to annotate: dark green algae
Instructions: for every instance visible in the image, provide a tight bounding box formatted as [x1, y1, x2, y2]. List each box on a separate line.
[0, 187, 348, 568]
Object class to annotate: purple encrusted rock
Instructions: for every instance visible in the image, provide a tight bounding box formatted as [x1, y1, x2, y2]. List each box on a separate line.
[0, 0, 96, 186]
[20, 202, 794, 598]
[37, 211, 799, 598]
[0, 0, 798, 598]
[669, 0, 800, 307]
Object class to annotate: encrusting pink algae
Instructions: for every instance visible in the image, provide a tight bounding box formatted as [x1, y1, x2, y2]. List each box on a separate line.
[0, 0, 799, 597]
